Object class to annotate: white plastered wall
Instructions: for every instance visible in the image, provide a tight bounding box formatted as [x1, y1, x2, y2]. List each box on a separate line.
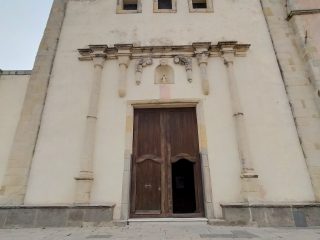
[0, 75, 29, 187]
[24, 0, 315, 219]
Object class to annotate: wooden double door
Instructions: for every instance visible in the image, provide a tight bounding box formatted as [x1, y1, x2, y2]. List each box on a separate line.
[130, 108, 204, 218]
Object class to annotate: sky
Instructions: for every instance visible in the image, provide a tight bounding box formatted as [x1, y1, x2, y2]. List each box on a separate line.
[0, 0, 54, 70]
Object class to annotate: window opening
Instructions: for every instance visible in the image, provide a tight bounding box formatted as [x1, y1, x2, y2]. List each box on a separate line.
[192, 0, 207, 9]
[193, 3, 207, 8]
[123, 3, 137, 10]
[158, 0, 173, 9]
[123, 0, 138, 11]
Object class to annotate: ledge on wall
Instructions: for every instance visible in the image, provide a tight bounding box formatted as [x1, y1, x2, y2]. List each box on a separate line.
[0, 70, 32, 76]
[0, 204, 115, 228]
[221, 202, 320, 227]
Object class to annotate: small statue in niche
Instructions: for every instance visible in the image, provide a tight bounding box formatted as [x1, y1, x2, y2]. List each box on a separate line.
[161, 74, 168, 83]
[155, 59, 174, 84]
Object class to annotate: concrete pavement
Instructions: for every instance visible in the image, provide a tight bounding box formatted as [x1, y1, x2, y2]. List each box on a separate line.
[0, 223, 320, 239]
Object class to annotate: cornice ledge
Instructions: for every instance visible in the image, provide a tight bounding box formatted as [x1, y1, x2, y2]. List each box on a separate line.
[78, 45, 108, 61]
[217, 41, 251, 57]
[287, 9, 320, 20]
[78, 41, 250, 60]
[115, 44, 133, 58]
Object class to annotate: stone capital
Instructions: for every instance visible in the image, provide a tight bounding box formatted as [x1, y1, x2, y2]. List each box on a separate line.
[92, 56, 106, 68]
[193, 42, 211, 53]
[196, 52, 209, 65]
[222, 52, 235, 66]
[115, 44, 133, 60]
[118, 56, 131, 67]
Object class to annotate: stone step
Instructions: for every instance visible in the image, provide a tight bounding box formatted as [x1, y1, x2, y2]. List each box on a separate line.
[128, 218, 208, 224]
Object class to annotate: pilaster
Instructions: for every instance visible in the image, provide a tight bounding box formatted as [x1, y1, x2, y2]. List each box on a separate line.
[220, 42, 260, 202]
[75, 47, 106, 204]
[115, 44, 133, 97]
[193, 42, 211, 95]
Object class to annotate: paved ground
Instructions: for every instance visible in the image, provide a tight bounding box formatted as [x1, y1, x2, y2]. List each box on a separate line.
[0, 223, 320, 240]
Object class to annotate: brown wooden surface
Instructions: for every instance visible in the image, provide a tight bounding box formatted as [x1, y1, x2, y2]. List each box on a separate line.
[130, 108, 204, 218]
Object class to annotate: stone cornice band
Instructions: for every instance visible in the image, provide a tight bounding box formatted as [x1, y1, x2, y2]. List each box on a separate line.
[78, 41, 250, 60]
[287, 9, 320, 20]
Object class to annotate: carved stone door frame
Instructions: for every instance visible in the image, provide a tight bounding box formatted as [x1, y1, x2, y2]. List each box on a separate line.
[120, 99, 214, 221]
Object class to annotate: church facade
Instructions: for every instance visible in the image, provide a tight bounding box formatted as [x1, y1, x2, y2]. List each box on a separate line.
[0, 0, 320, 228]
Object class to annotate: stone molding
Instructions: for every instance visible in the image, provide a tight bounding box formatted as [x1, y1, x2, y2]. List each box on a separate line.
[0, 70, 31, 76]
[287, 9, 320, 20]
[78, 41, 250, 61]
[78, 42, 250, 96]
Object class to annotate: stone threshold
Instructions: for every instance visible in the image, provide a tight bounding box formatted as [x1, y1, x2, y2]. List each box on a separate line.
[128, 217, 208, 223]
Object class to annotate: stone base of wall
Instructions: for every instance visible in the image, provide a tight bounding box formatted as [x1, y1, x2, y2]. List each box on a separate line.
[0, 205, 114, 228]
[221, 203, 320, 227]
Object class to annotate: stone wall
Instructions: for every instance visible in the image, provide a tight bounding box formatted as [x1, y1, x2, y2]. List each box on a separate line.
[261, 0, 320, 200]
[222, 203, 320, 227]
[0, 205, 113, 228]
[0, 72, 30, 195]
[1, 0, 319, 227]
[0, 0, 69, 205]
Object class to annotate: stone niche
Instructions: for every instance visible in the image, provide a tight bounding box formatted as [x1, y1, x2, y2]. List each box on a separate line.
[155, 59, 174, 84]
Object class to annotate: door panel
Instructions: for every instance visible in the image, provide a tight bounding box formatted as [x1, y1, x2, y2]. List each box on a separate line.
[131, 109, 163, 215]
[130, 108, 204, 218]
[135, 159, 161, 213]
[166, 108, 204, 215]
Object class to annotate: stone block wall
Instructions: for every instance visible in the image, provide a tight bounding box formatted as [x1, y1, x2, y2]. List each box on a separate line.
[222, 203, 320, 227]
[261, 0, 320, 200]
[0, 205, 114, 228]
